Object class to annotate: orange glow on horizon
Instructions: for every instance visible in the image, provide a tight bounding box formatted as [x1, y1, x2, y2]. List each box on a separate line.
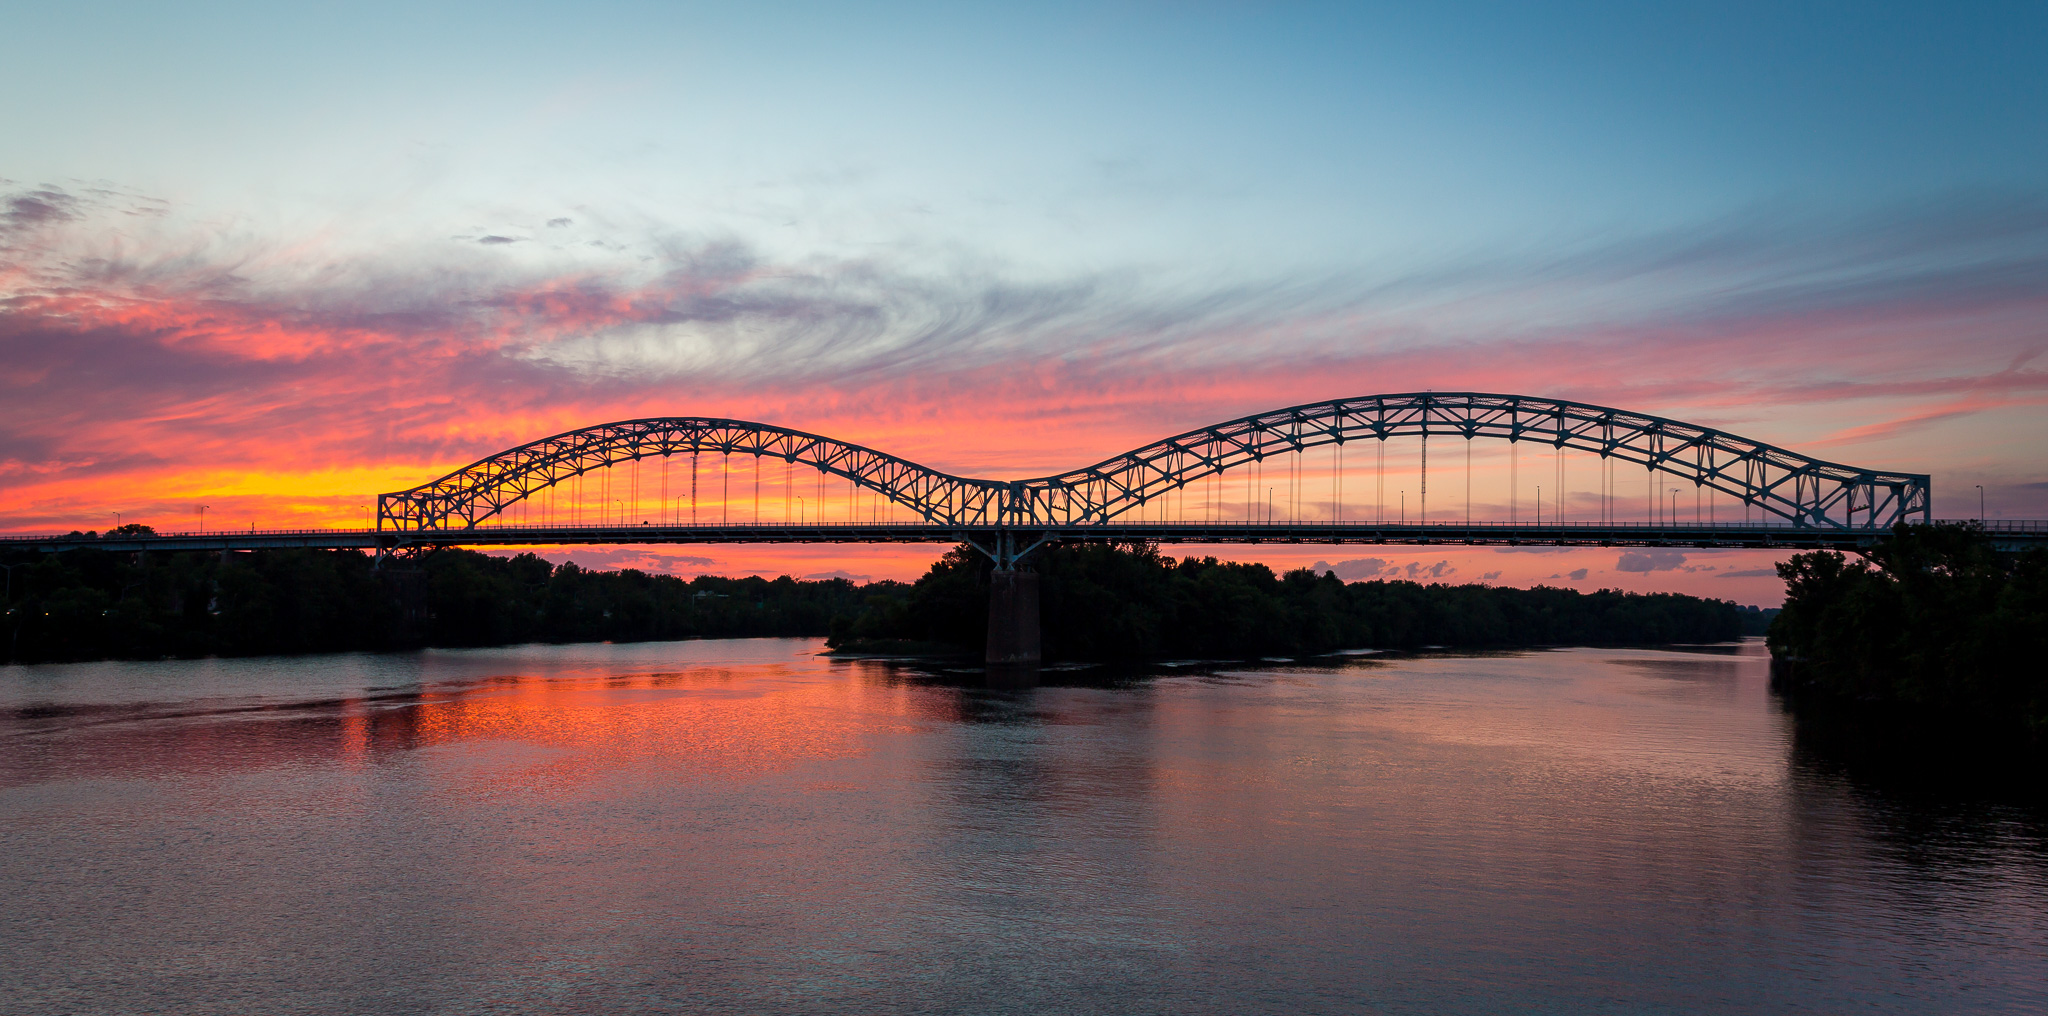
[6, 222, 2043, 609]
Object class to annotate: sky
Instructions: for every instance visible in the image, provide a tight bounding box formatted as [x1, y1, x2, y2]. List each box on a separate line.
[3, 1, 2045, 604]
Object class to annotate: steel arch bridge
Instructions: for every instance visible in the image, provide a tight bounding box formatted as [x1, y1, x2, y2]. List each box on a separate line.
[378, 392, 1931, 539]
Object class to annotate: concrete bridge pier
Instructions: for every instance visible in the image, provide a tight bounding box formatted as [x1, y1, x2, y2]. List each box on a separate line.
[985, 568, 1041, 667]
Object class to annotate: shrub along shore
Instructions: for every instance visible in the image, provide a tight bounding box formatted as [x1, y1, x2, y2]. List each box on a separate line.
[2, 537, 1767, 665]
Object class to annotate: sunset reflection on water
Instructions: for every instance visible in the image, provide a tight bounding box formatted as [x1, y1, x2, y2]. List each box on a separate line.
[3, 639, 2045, 1014]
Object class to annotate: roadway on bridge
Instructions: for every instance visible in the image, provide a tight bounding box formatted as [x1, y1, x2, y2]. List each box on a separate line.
[6, 520, 2044, 555]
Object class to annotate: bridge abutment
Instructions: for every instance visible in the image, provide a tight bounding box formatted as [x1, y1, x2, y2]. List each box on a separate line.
[985, 568, 1041, 666]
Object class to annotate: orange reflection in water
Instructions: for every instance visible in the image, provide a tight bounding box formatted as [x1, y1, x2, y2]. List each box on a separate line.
[0, 650, 966, 791]
[391, 663, 933, 781]
[7, 642, 2048, 1016]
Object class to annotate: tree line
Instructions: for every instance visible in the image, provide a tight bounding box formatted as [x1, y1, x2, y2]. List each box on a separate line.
[829, 541, 1757, 660]
[0, 534, 870, 663]
[4, 533, 1763, 665]
[1768, 524, 2048, 749]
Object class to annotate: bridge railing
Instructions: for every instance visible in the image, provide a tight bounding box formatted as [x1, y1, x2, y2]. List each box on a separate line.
[193, 519, 2045, 534]
[0, 527, 385, 541]
[7, 519, 2045, 542]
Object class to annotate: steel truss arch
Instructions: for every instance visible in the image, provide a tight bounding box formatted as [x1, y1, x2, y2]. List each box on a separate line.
[1022, 393, 1931, 530]
[377, 418, 1007, 532]
[377, 394, 1931, 533]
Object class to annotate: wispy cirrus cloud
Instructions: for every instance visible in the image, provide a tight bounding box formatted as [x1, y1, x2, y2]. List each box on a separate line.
[3, 182, 2046, 542]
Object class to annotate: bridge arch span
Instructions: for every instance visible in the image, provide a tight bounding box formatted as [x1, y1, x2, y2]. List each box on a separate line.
[1033, 393, 1929, 529]
[377, 394, 1931, 532]
[376, 419, 1005, 532]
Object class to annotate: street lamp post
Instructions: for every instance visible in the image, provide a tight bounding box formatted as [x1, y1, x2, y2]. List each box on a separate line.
[197, 505, 209, 533]
[1535, 486, 1541, 526]
[1669, 488, 1679, 527]
[797, 496, 805, 526]
[1977, 484, 1985, 521]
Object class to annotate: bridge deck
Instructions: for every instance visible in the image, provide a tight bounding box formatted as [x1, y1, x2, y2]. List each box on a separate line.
[5, 520, 2044, 554]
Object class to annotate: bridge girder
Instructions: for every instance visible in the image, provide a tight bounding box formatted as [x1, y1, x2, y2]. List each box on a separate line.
[376, 393, 1932, 534]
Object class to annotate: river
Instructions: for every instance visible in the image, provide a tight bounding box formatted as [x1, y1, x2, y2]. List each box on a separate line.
[3, 639, 2044, 1014]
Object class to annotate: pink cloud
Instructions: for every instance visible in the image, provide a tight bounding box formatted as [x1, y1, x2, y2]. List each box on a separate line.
[4, 184, 2046, 593]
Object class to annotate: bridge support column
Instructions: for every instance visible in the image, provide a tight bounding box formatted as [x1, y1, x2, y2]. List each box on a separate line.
[985, 568, 1041, 666]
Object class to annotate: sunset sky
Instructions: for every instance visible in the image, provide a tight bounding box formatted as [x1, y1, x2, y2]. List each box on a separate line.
[4, 2, 2045, 603]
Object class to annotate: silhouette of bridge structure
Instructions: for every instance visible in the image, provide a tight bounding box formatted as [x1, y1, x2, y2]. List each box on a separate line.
[11, 393, 2043, 663]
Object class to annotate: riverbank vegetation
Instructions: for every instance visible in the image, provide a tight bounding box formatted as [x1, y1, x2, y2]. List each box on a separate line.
[1768, 524, 2048, 750]
[4, 538, 1758, 665]
[828, 542, 1749, 660]
[0, 542, 869, 663]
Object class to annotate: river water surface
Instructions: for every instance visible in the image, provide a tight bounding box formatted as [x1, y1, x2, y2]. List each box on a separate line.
[3, 639, 2045, 1014]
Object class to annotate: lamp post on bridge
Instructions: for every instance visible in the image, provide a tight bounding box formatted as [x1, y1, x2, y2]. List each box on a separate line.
[197, 505, 209, 534]
[615, 500, 625, 527]
[1977, 484, 1985, 521]
[1669, 489, 1679, 528]
[797, 496, 805, 526]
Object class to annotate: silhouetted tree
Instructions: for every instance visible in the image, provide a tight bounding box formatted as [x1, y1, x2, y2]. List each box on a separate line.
[1769, 523, 2048, 744]
[828, 541, 1746, 660]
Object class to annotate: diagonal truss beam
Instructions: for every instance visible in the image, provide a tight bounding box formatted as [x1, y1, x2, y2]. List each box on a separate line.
[378, 394, 1931, 533]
